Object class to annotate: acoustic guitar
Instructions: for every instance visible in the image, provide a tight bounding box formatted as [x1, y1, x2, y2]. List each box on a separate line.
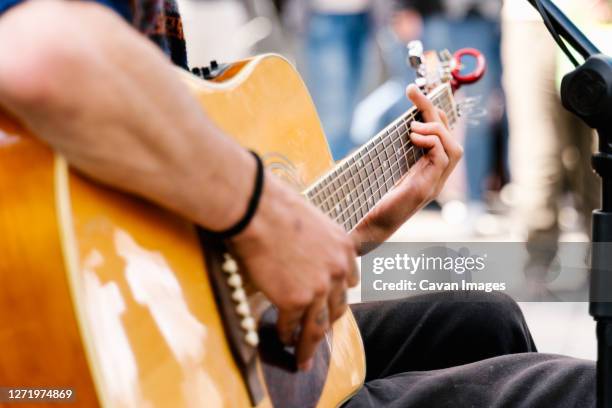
[0, 48, 481, 407]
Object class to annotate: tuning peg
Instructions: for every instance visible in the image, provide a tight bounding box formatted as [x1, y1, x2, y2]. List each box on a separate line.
[408, 40, 424, 69]
[439, 49, 453, 63]
[415, 77, 428, 92]
[407, 41, 428, 93]
[439, 49, 453, 84]
[457, 96, 487, 125]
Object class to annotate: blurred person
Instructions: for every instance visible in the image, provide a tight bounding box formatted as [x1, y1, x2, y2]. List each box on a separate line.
[393, 0, 505, 222]
[502, 0, 601, 285]
[347, 5, 415, 148]
[240, 0, 294, 58]
[179, 0, 289, 69]
[366, 6, 419, 126]
[285, 0, 388, 160]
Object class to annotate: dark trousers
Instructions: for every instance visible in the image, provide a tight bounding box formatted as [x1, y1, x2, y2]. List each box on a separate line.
[346, 292, 595, 407]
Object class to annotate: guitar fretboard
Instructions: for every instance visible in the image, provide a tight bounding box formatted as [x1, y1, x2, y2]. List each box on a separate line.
[304, 84, 456, 232]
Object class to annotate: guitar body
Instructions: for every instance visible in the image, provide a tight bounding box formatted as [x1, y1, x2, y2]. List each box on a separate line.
[0, 54, 365, 407]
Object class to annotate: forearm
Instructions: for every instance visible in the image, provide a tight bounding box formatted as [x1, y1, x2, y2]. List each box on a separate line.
[0, 0, 254, 230]
[351, 184, 424, 254]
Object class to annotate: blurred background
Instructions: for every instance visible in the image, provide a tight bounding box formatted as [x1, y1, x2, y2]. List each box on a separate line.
[177, 0, 612, 360]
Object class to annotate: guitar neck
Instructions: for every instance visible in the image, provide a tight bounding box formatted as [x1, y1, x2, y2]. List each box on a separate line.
[304, 83, 457, 232]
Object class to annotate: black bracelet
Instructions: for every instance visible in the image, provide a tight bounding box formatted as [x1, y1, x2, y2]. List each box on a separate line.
[205, 150, 265, 240]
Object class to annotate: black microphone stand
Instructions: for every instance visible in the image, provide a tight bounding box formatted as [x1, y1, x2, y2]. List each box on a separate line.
[527, 1, 612, 406]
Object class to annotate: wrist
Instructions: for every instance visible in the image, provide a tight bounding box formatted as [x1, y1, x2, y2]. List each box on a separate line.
[229, 172, 290, 247]
[228, 171, 272, 250]
[352, 219, 384, 255]
[205, 150, 264, 239]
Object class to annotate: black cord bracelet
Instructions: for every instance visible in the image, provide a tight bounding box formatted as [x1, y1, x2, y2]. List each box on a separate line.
[204, 150, 265, 240]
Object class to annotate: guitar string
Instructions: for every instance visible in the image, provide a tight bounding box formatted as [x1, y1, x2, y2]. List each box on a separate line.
[337, 130, 425, 230]
[317, 97, 450, 224]
[310, 93, 453, 215]
[338, 95, 457, 229]
[330, 132, 418, 227]
[320, 140, 417, 222]
[325, 138, 417, 223]
[307, 86, 453, 202]
[341, 166, 408, 231]
[337, 148, 419, 231]
[308, 90, 453, 208]
[323, 96, 454, 227]
[308, 110, 418, 203]
[309, 102, 430, 204]
[324, 120, 417, 225]
[307, 88, 451, 204]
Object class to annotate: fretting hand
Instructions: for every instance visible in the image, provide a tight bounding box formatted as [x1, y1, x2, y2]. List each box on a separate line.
[351, 85, 463, 252]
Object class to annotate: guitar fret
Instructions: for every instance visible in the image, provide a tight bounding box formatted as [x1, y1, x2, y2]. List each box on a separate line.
[386, 176, 394, 191]
[341, 157, 359, 227]
[392, 149, 402, 184]
[306, 84, 456, 230]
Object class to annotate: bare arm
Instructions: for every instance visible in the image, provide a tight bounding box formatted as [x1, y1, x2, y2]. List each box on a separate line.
[351, 85, 463, 250]
[0, 0, 358, 370]
[0, 0, 255, 231]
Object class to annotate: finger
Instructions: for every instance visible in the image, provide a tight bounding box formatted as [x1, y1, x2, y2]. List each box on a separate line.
[410, 133, 449, 167]
[438, 108, 450, 130]
[411, 121, 447, 138]
[296, 296, 329, 371]
[277, 308, 305, 346]
[411, 121, 462, 161]
[328, 278, 348, 323]
[406, 84, 440, 122]
[410, 132, 442, 153]
[351, 229, 368, 259]
[346, 254, 360, 288]
[411, 130, 459, 195]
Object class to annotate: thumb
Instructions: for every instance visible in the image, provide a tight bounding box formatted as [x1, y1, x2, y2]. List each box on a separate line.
[406, 84, 438, 122]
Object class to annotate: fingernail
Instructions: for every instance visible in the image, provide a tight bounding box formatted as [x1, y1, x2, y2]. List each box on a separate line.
[299, 358, 313, 371]
[411, 121, 421, 127]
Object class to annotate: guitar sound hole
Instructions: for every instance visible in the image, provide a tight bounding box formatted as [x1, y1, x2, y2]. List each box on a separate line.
[258, 307, 332, 408]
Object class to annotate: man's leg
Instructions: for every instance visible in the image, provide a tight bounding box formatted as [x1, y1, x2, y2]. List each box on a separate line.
[502, 20, 564, 280]
[350, 291, 536, 380]
[345, 353, 594, 407]
[347, 292, 594, 407]
[564, 113, 599, 235]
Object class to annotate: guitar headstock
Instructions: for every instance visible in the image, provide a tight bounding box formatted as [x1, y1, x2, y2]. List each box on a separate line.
[407, 40, 486, 94]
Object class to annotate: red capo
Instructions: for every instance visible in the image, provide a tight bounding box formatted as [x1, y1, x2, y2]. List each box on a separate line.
[451, 48, 486, 91]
